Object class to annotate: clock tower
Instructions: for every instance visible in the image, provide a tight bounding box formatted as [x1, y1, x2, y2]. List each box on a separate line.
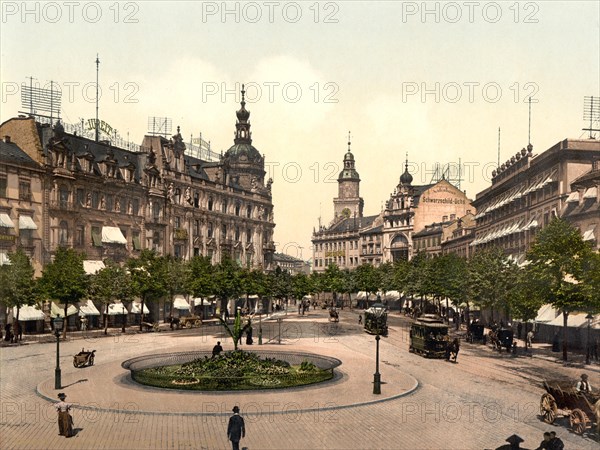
[333, 132, 364, 221]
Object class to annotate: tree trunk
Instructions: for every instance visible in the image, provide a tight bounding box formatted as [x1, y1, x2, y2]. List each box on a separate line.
[562, 311, 569, 361]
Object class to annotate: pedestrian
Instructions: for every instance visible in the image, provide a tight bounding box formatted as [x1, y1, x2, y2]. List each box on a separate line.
[227, 405, 245, 450]
[55, 393, 74, 438]
[451, 338, 460, 363]
[548, 431, 564, 450]
[535, 432, 552, 450]
[517, 322, 523, 339]
[212, 341, 223, 357]
[4, 323, 11, 342]
[245, 323, 253, 345]
[576, 373, 592, 394]
[358, 314, 362, 325]
[526, 330, 534, 349]
[80, 316, 87, 332]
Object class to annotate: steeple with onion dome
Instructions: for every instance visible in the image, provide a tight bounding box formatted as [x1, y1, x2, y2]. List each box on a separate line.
[222, 85, 265, 191]
[399, 154, 413, 186]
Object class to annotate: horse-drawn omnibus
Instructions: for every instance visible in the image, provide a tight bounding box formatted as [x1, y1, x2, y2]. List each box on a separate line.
[409, 315, 449, 358]
[364, 303, 388, 336]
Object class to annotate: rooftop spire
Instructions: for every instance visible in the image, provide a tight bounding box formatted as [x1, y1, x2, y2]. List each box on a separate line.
[347, 131, 351, 152]
[234, 84, 251, 144]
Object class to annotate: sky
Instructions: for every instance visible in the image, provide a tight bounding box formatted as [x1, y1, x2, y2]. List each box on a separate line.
[1, 1, 599, 260]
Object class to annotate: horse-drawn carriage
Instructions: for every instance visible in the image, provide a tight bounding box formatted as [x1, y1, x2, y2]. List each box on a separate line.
[488, 327, 513, 352]
[364, 303, 388, 336]
[540, 380, 600, 435]
[328, 308, 339, 323]
[178, 315, 203, 329]
[73, 349, 95, 368]
[466, 322, 486, 344]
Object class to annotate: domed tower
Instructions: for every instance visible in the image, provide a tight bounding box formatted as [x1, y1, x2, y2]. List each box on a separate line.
[333, 132, 364, 220]
[222, 85, 265, 190]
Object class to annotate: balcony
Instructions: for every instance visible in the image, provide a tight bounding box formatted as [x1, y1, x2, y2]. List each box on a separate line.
[49, 200, 79, 212]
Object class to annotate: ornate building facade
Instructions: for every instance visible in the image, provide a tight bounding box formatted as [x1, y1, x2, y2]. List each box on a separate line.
[471, 139, 600, 262]
[0, 87, 276, 270]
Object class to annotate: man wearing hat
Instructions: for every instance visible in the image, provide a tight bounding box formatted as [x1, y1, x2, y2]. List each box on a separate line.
[227, 405, 245, 450]
[576, 374, 593, 394]
[55, 393, 73, 437]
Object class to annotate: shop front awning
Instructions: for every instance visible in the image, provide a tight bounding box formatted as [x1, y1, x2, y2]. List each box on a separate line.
[79, 299, 101, 316]
[565, 191, 579, 203]
[534, 304, 558, 323]
[83, 260, 105, 275]
[18, 215, 37, 230]
[50, 302, 78, 318]
[130, 301, 150, 314]
[107, 302, 128, 315]
[102, 226, 127, 245]
[582, 228, 596, 242]
[192, 298, 214, 306]
[173, 295, 190, 310]
[583, 186, 598, 199]
[13, 305, 46, 321]
[0, 213, 15, 228]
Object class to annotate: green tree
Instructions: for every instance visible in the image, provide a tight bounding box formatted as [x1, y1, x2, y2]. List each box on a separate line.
[214, 256, 242, 314]
[272, 266, 292, 308]
[0, 249, 38, 333]
[468, 247, 518, 322]
[126, 249, 167, 331]
[89, 260, 132, 334]
[162, 255, 187, 326]
[186, 255, 215, 300]
[39, 247, 88, 338]
[323, 264, 345, 307]
[291, 272, 312, 302]
[353, 263, 379, 308]
[524, 218, 596, 361]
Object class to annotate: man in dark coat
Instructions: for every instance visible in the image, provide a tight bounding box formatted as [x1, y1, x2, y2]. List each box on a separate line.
[227, 405, 245, 450]
[212, 341, 223, 357]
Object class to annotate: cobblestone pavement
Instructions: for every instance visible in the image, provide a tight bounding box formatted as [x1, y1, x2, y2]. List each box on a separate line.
[1, 309, 599, 450]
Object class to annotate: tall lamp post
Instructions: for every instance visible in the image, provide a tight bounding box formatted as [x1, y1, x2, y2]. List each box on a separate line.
[586, 313, 593, 365]
[54, 316, 64, 389]
[373, 333, 381, 394]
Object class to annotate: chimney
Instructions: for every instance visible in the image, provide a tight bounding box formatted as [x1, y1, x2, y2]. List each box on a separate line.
[4, 135, 10, 143]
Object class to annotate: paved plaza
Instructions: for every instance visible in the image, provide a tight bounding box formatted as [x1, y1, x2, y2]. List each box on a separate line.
[1, 309, 599, 449]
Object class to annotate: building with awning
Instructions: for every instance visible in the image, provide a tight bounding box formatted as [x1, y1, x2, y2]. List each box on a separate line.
[173, 295, 190, 310]
[0, 212, 15, 228]
[102, 226, 127, 245]
[130, 301, 150, 314]
[107, 302, 128, 315]
[83, 260, 105, 275]
[12, 305, 46, 321]
[79, 299, 101, 316]
[50, 302, 78, 318]
[18, 215, 37, 230]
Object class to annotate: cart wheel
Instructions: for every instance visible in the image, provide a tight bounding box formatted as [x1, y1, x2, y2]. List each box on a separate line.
[539, 393, 557, 423]
[195, 320, 201, 327]
[185, 322, 192, 329]
[569, 408, 587, 434]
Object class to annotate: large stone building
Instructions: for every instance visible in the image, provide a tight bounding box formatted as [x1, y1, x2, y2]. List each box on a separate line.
[312, 148, 474, 270]
[471, 139, 600, 262]
[0, 87, 276, 271]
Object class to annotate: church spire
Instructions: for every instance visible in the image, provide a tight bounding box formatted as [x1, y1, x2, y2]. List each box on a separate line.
[400, 153, 413, 185]
[234, 84, 251, 144]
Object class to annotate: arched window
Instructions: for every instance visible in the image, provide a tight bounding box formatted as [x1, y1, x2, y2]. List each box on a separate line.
[59, 220, 69, 245]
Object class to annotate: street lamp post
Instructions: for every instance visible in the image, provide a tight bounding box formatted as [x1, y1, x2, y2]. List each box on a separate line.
[586, 313, 593, 365]
[373, 333, 381, 394]
[53, 316, 64, 390]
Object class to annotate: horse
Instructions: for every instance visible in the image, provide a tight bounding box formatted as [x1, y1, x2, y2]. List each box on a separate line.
[450, 338, 460, 363]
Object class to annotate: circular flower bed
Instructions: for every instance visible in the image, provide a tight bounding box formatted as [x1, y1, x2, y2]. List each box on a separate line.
[131, 350, 336, 391]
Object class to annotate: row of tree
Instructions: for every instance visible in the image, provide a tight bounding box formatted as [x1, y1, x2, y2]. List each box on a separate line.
[1, 219, 598, 358]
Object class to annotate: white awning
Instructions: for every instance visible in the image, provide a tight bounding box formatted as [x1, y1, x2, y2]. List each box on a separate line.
[102, 226, 127, 245]
[107, 302, 128, 315]
[50, 302, 78, 318]
[130, 301, 150, 314]
[13, 305, 46, 321]
[381, 290, 401, 301]
[0, 251, 10, 266]
[79, 299, 101, 316]
[565, 191, 579, 203]
[192, 298, 214, 306]
[83, 260, 105, 275]
[173, 295, 190, 310]
[524, 218, 538, 231]
[18, 215, 37, 230]
[534, 304, 558, 323]
[583, 186, 598, 199]
[582, 228, 596, 241]
[0, 213, 15, 228]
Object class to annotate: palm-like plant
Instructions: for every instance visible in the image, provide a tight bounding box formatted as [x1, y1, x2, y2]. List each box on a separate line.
[218, 311, 251, 351]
